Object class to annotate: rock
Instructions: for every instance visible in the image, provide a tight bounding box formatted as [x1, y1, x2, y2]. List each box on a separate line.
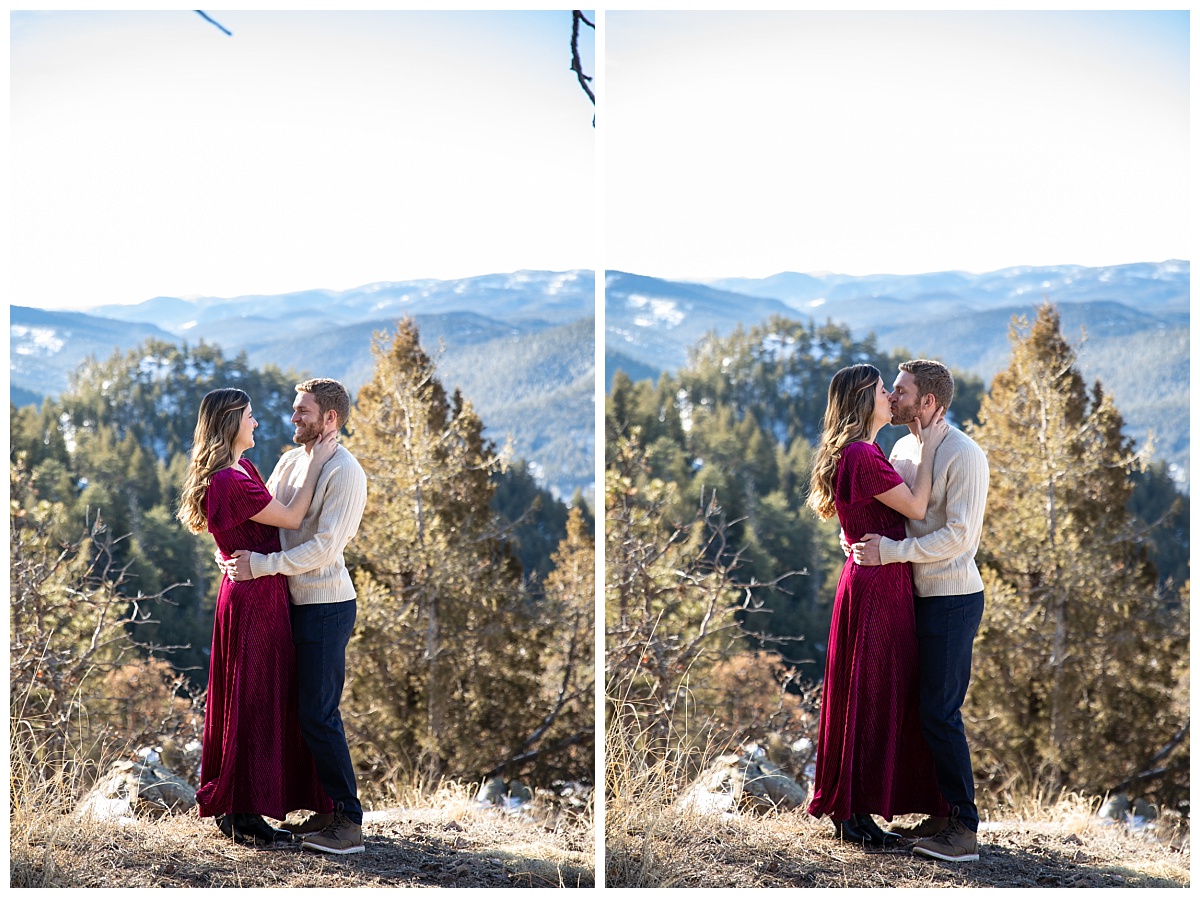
[134, 757, 197, 815]
[677, 755, 741, 815]
[746, 757, 808, 811]
[508, 781, 533, 803]
[478, 778, 508, 806]
[75, 752, 197, 822]
[1098, 794, 1131, 821]
[678, 751, 808, 816]
[1131, 798, 1158, 822]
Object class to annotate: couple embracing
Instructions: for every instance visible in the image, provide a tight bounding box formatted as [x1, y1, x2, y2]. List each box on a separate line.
[176, 378, 368, 854]
[805, 360, 989, 863]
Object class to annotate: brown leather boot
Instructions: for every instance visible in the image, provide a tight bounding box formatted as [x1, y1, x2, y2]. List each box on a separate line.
[281, 810, 336, 836]
[300, 803, 364, 855]
[912, 815, 979, 862]
[888, 815, 949, 839]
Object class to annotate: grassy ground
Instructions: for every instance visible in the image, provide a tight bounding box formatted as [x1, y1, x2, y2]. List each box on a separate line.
[605, 801, 1189, 888]
[11, 786, 594, 888]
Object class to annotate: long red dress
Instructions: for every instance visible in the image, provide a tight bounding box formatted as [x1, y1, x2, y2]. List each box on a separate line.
[195, 458, 333, 820]
[807, 441, 949, 821]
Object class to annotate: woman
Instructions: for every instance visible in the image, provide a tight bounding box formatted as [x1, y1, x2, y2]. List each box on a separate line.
[805, 364, 951, 846]
[177, 388, 338, 845]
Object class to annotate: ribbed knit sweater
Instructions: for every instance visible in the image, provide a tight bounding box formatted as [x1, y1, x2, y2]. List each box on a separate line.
[878, 427, 989, 597]
[247, 444, 368, 605]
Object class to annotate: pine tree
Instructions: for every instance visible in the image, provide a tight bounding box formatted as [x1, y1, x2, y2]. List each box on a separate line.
[490, 459, 571, 585]
[967, 303, 1187, 801]
[510, 506, 595, 783]
[344, 317, 544, 778]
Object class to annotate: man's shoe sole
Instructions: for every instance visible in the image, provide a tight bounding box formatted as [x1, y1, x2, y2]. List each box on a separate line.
[301, 841, 365, 855]
[912, 845, 979, 862]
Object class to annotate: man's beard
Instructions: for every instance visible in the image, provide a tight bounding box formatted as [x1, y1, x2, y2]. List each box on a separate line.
[890, 401, 920, 426]
[294, 421, 323, 445]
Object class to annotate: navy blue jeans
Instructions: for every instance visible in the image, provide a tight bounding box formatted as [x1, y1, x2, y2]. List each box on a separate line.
[290, 600, 361, 824]
[915, 590, 984, 832]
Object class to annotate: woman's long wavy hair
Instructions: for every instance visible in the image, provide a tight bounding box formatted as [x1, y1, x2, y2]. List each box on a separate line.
[806, 364, 883, 521]
[176, 388, 251, 535]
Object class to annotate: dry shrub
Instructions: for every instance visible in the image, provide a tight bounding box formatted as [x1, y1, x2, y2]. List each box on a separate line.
[700, 652, 819, 747]
[91, 657, 203, 754]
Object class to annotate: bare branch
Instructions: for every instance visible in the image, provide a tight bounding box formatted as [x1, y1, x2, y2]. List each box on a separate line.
[195, 10, 232, 37]
[571, 10, 596, 124]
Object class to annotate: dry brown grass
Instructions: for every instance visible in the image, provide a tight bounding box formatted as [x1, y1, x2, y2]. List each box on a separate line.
[12, 804, 594, 888]
[606, 804, 1189, 888]
[11, 748, 595, 888]
[604, 710, 1189, 888]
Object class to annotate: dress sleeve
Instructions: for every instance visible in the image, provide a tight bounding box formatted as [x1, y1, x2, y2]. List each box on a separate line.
[836, 441, 904, 507]
[206, 462, 274, 532]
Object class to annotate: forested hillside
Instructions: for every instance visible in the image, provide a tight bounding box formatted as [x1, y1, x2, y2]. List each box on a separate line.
[12, 319, 594, 800]
[607, 317, 987, 672]
[606, 262, 1189, 486]
[11, 270, 596, 500]
[605, 304, 1189, 833]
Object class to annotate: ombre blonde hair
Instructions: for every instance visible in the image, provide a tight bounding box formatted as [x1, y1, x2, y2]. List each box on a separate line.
[805, 364, 882, 521]
[176, 388, 251, 534]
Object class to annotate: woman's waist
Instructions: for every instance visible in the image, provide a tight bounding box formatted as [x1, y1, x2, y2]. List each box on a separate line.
[843, 524, 907, 543]
[216, 539, 281, 557]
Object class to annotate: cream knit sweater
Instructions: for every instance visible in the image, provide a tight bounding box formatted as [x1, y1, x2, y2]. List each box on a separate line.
[247, 444, 368, 605]
[878, 426, 989, 597]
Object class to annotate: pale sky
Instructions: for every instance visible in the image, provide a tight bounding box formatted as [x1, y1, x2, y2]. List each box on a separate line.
[605, 10, 1189, 279]
[11, 10, 595, 309]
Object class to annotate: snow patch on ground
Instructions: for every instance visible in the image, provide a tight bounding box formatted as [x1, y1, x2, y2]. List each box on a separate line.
[626, 294, 684, 328]
[11, 326, 65, 355]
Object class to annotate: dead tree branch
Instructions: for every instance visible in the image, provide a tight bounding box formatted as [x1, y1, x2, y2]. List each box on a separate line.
[571, 10, 595, 125]
[195, 10, 232, 37]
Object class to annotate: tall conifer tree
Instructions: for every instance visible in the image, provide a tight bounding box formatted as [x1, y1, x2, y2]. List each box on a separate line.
[514, 506, 595, 782]
[345, 318, 543, 777]
[967, 303, 1186, 801]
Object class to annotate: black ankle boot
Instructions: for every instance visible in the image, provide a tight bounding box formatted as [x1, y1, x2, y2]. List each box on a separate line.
[236, 813, 294, 845]
[216, 813, 292, 845]
[832, 817, 872, 843]
[216, 811, 248, 840]
[853, 813, 903, 847]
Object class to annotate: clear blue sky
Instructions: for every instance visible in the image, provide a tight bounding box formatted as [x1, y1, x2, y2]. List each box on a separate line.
[12, 10, 595, 309]
[605, 10, 1189, 278]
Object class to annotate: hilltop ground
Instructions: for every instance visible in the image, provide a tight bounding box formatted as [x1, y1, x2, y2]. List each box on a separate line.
[11, 800, 594, 888]
[605, 803, 1189, 888]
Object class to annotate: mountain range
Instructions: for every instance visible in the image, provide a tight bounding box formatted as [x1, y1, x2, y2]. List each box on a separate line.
[606, 261, 1190, 486]
[10, 260, 1189, 494]
[11, 270, 595, 501]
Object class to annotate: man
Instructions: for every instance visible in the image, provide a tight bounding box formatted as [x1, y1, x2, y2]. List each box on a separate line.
[220, 378, 368, 856]
[851, 359, 989, 863]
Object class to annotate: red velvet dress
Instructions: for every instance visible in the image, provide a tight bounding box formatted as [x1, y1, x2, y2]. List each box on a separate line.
[195, 458, 333, 820]
[807, 441, 950, 821]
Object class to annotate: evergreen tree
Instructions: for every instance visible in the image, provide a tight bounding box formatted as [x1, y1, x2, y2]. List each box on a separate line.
[344, 318, 545, 778]
[967, 303, 1187, 802]
[510, 506, 595, 783]
[1127, 460, 1189, 599]
[491, 459, 571, 586]
[61, 338, 301, 468]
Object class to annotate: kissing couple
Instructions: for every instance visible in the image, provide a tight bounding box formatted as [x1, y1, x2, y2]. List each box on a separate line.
[805, 360, 990, 863]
